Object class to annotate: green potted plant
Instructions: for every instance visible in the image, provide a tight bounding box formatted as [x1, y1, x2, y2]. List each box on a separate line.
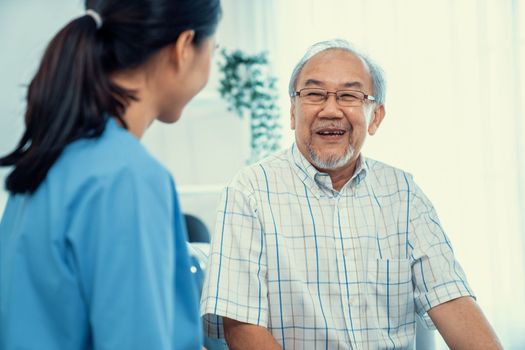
[218, 49, 282, 163]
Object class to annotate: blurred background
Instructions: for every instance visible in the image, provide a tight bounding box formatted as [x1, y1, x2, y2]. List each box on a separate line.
[1, 0, 524, 348]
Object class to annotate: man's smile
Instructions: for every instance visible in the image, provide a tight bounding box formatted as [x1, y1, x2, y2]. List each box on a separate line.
[312, 126, 351, 142]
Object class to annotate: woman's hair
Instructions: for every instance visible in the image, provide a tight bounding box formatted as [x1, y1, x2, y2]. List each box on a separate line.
[0, 0, 221, 194]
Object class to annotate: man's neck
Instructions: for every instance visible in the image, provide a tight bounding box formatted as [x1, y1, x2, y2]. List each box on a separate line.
[318, 156, 360, 192]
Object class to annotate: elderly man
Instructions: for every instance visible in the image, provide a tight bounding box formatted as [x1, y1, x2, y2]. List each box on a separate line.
[201, 39, 501, 349]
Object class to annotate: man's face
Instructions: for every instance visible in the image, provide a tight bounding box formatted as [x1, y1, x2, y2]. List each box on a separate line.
[291, 49, 385, 172]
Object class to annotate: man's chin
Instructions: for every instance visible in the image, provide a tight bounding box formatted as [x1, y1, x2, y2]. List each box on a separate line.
[309, 148, 355, 171]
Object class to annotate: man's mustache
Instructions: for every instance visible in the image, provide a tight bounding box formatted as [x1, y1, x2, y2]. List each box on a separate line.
[311, 122, 352, 133]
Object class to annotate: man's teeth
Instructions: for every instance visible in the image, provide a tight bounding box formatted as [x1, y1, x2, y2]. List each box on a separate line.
[318, 130, 345, 135]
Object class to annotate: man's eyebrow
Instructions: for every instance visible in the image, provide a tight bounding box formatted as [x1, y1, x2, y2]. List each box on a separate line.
[302, 79, 364, 89]
[303, 79, 324, 87]
[343, 81, 364, 89]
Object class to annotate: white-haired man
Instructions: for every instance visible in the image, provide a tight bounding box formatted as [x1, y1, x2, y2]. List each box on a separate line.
[201, 40, 501, 349]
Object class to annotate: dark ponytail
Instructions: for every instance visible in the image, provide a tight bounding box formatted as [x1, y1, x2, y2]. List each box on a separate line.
[0, 16, 132, 194]
[0, 0, 221, 194]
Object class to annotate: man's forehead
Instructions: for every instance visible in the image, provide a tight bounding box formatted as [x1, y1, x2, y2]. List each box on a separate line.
[297, 49, 371, 88]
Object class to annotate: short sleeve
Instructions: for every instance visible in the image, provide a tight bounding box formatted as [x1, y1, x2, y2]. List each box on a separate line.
[200, 181, 268, 339]
[67, 167, 202, 349]
[408, 177, 475, 329]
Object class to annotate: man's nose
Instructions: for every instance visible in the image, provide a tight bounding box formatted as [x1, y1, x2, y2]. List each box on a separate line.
[319, 94, 344, 117]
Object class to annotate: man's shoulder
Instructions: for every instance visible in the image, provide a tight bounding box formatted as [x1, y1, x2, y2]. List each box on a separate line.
[363, 157, 415, 188]
[364, 157, 410, 175]
[228, 148, 291, 191]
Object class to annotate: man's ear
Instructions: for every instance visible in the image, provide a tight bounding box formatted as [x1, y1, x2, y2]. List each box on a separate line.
[290, 101, 296, 130]
[168, 30, 196, 71]
[368, 104, 385, 135]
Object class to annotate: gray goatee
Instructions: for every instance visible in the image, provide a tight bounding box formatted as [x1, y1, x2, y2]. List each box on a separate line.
[307, 143, 354, 170]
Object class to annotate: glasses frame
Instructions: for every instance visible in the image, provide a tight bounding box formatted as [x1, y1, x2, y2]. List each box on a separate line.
[293, 88, 376, 106]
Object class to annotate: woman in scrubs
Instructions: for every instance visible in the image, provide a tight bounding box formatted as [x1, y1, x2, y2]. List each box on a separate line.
[0, 0, 221, 349]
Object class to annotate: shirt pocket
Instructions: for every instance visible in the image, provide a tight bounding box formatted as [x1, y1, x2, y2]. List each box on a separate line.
[365, 258, 414, 333]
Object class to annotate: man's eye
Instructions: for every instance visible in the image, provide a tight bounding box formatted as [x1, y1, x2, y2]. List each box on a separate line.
[306, 92, 324, 97]
[339, 93, 359, 100]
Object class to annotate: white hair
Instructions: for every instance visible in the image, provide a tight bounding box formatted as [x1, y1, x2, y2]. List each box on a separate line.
[288, 39, 386, 105]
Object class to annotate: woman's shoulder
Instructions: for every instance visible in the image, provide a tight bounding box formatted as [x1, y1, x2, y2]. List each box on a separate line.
[51, 119, 170, 189]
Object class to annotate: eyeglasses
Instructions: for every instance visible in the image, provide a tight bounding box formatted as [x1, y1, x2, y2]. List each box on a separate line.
[294, 88, 376, 107]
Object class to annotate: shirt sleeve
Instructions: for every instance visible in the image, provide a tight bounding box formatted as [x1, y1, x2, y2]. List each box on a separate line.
[200, 179, 268, 339]
[66, 166, 202, 349]
[408, 176, 475, 329]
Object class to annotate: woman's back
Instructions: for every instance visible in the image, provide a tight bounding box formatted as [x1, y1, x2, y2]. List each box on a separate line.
[0, 119, 201, 349]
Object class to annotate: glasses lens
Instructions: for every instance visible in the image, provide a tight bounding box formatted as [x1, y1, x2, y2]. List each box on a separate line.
[337, 91, 364, 106]
[299, 88, 326, 103]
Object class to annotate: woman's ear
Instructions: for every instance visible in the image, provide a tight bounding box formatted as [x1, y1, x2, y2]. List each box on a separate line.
[168, 30, 196, 71]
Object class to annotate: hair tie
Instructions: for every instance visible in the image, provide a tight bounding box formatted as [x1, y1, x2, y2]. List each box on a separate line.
[85, 9, 103, 29]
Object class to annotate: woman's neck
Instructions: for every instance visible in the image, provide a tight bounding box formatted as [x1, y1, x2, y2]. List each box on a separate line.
[111, 69, 159, 139]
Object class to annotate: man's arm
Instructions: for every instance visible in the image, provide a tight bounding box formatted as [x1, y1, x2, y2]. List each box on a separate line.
[428, 296, 503, 350]
[223, 317, 281, 350]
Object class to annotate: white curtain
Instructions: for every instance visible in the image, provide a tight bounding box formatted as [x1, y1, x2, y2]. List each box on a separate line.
[272, 0, 525, 348]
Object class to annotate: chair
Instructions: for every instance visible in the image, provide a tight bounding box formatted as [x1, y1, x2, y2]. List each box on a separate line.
[184, 213, 211, 243]
[416, 316, 436, 349]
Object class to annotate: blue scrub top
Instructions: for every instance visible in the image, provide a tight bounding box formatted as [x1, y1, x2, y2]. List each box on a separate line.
[0, 119, 203, 349]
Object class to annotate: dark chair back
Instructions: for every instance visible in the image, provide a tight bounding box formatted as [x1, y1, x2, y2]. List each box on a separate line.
[184, 213, 211, 243]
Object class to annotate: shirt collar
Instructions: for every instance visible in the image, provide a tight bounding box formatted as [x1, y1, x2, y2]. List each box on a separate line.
[289, 143, 369, 197]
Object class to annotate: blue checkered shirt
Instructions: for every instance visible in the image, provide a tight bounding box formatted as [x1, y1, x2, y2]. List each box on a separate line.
[201, 144, 474, 349]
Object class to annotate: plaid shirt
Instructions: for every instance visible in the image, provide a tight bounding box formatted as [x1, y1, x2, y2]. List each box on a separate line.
[201, 144, 474, 349]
